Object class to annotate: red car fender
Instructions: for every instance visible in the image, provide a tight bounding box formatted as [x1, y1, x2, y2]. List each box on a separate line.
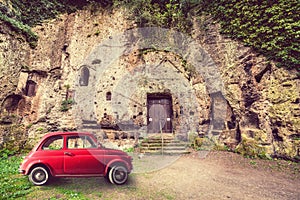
[25, 160, 54, 176]
[104, 159, 131, 175]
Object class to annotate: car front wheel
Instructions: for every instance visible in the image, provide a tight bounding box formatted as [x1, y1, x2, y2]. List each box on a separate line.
[29, 166, 49, 186]
[108, 165, 128, 185]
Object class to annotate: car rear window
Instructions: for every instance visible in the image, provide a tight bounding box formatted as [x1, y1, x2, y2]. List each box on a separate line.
[42, 135, 63, 150]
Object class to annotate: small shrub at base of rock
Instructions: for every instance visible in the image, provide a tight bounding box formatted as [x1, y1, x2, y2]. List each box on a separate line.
[235, 138, 271, 159]
[123, 147, 135, 153]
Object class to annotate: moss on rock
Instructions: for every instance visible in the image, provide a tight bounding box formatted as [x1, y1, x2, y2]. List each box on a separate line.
[0, 123, 30, 153]
[235, 137, 271, 159]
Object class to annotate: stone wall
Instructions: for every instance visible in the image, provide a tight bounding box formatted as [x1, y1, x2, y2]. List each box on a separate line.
[0, 8, 299, 160]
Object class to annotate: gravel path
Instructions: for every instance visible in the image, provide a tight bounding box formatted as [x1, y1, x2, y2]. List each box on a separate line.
[133, 151, 300, 200]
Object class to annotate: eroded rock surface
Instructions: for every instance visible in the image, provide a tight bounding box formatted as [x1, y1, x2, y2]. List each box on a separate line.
[0, 8, 299, 160]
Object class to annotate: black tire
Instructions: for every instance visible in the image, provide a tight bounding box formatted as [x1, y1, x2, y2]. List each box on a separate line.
[28, 166, 49, 186]
[108, 164, 128, 185]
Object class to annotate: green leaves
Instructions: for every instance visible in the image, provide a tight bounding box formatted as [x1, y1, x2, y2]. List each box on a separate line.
[0, 149, 16, 159]
[1, 0, 298, 72]
[113, 0, 193, 33]
[0, 156, 32, 199]
[60, 99, 74, 112]
[206, 0, 300, 73]
[0, 13, 38, 48]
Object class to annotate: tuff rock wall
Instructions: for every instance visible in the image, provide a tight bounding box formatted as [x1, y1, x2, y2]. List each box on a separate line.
[0, 7, 299, 160]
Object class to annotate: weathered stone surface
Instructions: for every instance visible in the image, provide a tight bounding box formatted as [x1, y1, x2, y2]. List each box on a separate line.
[0, 9, 299, 161]
[192, 16, 299, 160]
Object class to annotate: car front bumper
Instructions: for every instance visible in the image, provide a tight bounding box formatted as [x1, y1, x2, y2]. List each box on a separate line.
[19, 168, 25, 174]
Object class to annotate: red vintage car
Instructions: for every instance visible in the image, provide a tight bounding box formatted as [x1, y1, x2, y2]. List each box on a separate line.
[19, 132, 133, 185]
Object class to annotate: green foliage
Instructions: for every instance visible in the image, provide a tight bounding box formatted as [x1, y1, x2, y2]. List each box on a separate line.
[1, 0, 298, 72]
[235, 139, 271, 159]
[7, 0, 79, 27]
[26, 123, 33, 129]
[60, 99, 74, 112]
[123, 147, 135, 153]
[191, 137, 203, 149]
[113, 0, 194, 33]
[0, 156, 32, 199]
[0, 0, 99, 47]
[214, 144, 231, 152]
[0, 13, 38, 48]
[57, 188, 88, 200]
[1, 0, 112, 27]
[36, 127, 44, 132]
[0, 149, 16, 159]
[249, 160, 257, 166]
[203, 0, 300, 73]
[94, 29, 100, 36]
[114, 0, 299, 72]
[0, 124, 29, 154]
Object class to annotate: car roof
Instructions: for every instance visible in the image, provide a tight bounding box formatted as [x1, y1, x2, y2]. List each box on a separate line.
[32, 132, 97, 151]
[44, 132, 94, 137]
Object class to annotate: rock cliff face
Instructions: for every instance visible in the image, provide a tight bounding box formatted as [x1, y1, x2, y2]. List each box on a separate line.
[192, 17, 299, 159]
[0, 7, 299, 160]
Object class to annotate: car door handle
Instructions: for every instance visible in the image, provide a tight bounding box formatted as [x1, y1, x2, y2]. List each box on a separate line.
[64, 152, 74, 156]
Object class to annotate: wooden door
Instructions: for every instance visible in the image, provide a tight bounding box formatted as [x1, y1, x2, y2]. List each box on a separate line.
[147, 95, 172, 133]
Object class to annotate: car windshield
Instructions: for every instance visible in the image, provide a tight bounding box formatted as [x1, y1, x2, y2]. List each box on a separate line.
[67, 135, 97, 149]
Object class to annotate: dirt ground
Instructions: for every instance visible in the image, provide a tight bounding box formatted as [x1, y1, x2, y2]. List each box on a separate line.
[134, 151, 300, 200]
[27, 151, 300, 200]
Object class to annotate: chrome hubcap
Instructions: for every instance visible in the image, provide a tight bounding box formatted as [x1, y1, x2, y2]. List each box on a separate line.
[34, 172, 45, 181]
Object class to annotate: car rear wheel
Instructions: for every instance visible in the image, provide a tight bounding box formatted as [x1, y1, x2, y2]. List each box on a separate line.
[29, 166, 49, 186]
[108, 165, 128, 185]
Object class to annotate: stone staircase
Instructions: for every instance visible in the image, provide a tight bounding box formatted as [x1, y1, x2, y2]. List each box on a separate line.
[140, 135, 191, 155]
[78, 119, 103, 137]
[81, 120, 102, 130]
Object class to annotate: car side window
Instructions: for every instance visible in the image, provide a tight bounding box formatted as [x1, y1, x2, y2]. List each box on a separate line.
[42, 136, 63, 150]
[67, 135, 97, 149]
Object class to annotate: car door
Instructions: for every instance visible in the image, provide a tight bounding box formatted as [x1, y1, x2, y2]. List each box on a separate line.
[64, 134, 105, 175]
[39, 135, 64, 175]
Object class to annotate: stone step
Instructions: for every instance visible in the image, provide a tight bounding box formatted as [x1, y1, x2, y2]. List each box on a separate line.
[141, 142, 189, 147]
[140, 146, 186, 151]
[81, 125, 102, 129]
[140, 136, 191, 155]
[140, 149, 191, 155]
[144, 138, 180, 143]
[148, 134, 175, 139]
[82, 120, 98, 124]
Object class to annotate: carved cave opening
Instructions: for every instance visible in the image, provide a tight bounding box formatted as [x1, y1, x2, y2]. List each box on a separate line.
[2, 94, 23, 113]
[79, 66, 90, 86]
[106, 92, 112, 101]
[25, 80, 37, 97]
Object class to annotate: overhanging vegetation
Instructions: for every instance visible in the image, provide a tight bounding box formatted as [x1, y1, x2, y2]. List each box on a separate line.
[0, 0, 299, 72]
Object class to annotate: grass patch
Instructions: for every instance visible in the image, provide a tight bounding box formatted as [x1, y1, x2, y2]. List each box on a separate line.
[0, 154, 174, 199]
[56, 188, 88, 200]
[0, 156, 33, 199]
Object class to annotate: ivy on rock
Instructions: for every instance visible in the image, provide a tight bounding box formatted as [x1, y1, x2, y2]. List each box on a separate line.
[0, 0, 299, 73]
[204, 0, 300, 74]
